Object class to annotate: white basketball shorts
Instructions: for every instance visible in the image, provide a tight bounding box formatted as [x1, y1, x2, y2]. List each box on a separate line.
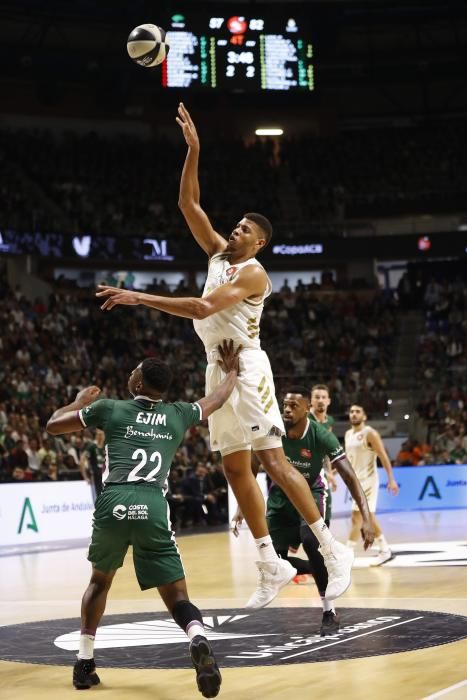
[205, 348, 285, 456]
[351, 470, 379, 513]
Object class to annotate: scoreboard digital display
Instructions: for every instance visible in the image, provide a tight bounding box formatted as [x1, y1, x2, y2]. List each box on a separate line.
[160, 10, 314, 92]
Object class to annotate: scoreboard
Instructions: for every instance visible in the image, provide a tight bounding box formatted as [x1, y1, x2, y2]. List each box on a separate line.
[160, 10, 314, 92]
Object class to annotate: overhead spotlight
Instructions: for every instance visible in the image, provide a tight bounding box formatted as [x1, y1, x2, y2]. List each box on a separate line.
[255, 128, 284, 136]
[387, 399, 393, 405]
[404, 414, 410, 420]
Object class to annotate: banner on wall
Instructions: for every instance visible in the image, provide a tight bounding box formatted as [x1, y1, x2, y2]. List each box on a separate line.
[0, 482, 94, 547]
[228, 465, 467, 524]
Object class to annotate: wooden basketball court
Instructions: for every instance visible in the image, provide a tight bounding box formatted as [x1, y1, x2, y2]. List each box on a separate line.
[1, 510, 467, 700]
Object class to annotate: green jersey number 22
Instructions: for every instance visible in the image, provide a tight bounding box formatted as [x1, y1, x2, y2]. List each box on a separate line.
[128, 448, 162, 482]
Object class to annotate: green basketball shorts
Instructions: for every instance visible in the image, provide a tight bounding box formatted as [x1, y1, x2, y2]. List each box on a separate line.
[267, 487, 329, 552]
[88, 484, 185, 590]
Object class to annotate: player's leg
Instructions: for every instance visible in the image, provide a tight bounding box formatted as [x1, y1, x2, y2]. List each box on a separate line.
[223, 450, 268, 538]
[73, 567, 116, 689]
[371, 513, 395, 566]
[133, 488, 221, 698]
[255, 444, 354, 601]
[267, 494, 311, 575]
[74, 486, 130, 689]
[347, 510, 363, 547]
[224, 449, 297, 608]
[300, 524, 340, 635]
[158, 578, 221, 699]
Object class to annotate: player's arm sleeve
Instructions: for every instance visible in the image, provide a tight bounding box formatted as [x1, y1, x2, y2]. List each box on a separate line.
[173, 401, 203, 430]
[78, 399, 114, 430]
[319, 427, 345, 463]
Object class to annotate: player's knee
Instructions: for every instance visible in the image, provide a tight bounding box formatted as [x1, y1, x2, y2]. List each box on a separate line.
[258, 450, 286, 483]
[89, 570, 113, 594]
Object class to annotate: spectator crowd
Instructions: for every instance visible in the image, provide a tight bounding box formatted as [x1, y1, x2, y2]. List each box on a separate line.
[2, 120, 467, 240]
[394, 273, 467, 466]
[1, 265, 466, 516]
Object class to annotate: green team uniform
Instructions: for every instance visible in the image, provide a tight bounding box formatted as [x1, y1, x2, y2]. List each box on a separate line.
[309, 411, 335, 523]
[267, 419, 344, 552]
[78, 396, 202, 589]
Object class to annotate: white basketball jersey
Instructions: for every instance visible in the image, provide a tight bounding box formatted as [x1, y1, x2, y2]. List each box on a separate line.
[345, 426, 377, 480]
[193, 253, 272, 352]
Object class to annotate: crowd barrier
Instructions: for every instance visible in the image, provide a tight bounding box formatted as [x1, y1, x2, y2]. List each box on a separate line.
[228, 464, 467, 523]
[1, 464, 466, 548]
[0, 481, 94, 547]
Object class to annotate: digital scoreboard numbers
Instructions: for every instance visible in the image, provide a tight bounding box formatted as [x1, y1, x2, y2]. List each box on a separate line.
[162, 12, 314, 91]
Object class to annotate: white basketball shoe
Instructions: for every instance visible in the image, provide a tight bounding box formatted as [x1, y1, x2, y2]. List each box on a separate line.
[245, 559, 297, 609]
[320, 541, 355, 600]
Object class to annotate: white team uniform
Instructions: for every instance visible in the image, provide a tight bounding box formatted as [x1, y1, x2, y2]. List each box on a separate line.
[193, 252, 284, 455]
[345, 426, 379, 512]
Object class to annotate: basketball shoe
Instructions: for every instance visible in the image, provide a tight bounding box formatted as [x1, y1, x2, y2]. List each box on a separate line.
[371, 549, 396, 566]
[320, 610, 340, 636]
[320, 541, 354, 600]
[72, 658, 100, 690]
[189, 635, 222, 698]
[245, 559, 297, 609]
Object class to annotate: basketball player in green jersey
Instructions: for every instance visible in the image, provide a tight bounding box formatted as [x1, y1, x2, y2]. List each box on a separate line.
[96, 103, 356, 609]
[309, 384, 336, 526]
[46, 340, 241, 698]
[233, 386, 374, 635]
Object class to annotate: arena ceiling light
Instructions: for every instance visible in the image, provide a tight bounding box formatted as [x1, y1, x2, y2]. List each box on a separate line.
[255, 127, 284, 136]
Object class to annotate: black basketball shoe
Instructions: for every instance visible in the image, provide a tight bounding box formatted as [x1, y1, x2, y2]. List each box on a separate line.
[320, 610, 340, 636]
[189, 635, 222, 698]
[73, 658, 101, 690]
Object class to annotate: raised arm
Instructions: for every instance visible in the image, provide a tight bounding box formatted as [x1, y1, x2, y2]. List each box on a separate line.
[176, 103, 227, 257]
[46, 386, 101, 435]
[367, 428, 399, 495]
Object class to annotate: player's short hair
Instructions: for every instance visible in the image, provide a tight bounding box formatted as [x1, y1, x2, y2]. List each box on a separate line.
[311, 383, 330, 395]
[285, 385, 310, 400]
[141, 358, 173, 394]
[244, 212, 273, 248]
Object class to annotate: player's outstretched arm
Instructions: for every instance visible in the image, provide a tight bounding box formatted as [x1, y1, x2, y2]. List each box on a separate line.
[46, 386, 101, 435]
[176, 102, 227, 258]
[333, 456, 375, 549]
[197, 340, 242, 418]
[367, 428, 399, 495]
[97, 264, 267, 318]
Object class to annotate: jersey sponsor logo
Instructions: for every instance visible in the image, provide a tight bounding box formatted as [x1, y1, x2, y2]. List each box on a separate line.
[127, 505, 149, 520]
[300, 448, 312, 458]
[124, 425, 174, 441]
[1, 607, 465, 668]
[226, 266, 237, 277]
[136, 412, 167, 426]
[112, 505, 127, 520]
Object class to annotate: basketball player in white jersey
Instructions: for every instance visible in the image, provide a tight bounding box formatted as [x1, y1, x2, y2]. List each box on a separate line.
[345, 405, 399, 565]
[97, 103, 363, 607]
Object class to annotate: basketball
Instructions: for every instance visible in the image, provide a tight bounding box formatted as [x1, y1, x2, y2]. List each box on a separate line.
[126, 24, 170, 68]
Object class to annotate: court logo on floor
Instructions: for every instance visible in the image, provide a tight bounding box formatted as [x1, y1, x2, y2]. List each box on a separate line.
[1, 607, 467, 668]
